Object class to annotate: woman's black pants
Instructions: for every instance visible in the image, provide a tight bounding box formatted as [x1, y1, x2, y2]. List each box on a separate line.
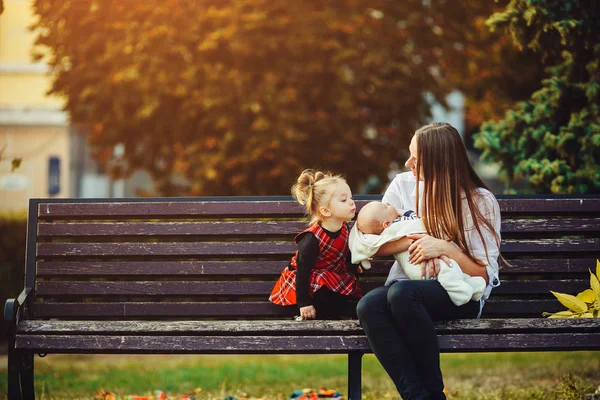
[357, 280, 480, 400]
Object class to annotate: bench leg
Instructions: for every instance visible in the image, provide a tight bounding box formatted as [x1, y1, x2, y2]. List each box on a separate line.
[20, 353, 35, 400]
[8, 354, 22, 400]
[347, 352, 363, 400]
[7, 331, 22, 400]
[7, 347, 35, 400]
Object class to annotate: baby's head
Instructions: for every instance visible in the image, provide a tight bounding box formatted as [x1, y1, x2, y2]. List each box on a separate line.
[356, 201, 398, 234]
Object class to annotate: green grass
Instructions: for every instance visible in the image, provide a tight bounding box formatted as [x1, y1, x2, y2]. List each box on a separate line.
[1, 352, 599, 399]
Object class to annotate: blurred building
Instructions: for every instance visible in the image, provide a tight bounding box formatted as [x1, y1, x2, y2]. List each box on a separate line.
[0, 0, 70, 211]
[0, 0, 151, 211]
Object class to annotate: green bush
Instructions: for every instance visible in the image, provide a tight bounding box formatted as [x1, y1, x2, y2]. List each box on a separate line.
[0, 212, 27, 341]
[474, 0, 600, 194]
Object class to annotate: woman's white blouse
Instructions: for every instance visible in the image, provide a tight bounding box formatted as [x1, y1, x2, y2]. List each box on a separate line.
[382, 172, 502, 317]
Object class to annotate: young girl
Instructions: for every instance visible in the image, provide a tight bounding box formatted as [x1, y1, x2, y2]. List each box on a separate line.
[269, 169, 362, 320]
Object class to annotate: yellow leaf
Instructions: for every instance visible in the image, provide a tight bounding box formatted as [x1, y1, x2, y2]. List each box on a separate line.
[546, 310, 575, 318]
[550, 291, 588, 313]
[596, 259, 600, 282]
[198, 39, 218, 51]
[137, 100, 159, 119]
[590, 269, 600, 303]
[580, 313, 594, 318]
[577, 289, 595, 303]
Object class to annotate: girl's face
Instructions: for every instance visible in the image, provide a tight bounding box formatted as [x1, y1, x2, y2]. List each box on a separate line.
[405, 135, 423, 181]
[324, 181, 356, 221]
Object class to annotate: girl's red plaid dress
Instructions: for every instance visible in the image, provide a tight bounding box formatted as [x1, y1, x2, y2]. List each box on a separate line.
[269, 222, 362, 306]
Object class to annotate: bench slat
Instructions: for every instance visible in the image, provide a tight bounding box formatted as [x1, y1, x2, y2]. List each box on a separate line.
[35, 258, 598, 277]
[35, 238, 600, 258]
[36, 260, 289, 276]
[37, 198, 600, 218]
[17, 319, 600, 335]
[35, 280, 278, 296]
[33, 299, 565, 319]
[500, 239, 599, 253]
[496, 258, 597, 274]
[37, 221, 307, 237]
[501, 218, 600, 233]
[34, 302, 292, 318]
[38, 201, 306, 218]
[14, 333, 600, 353]
[497, 198, 600, 215]
[491, 279, 588, 295]
[482, 300, 564, 316]
[37, 218, 600, 237]
[36, 241, 296, 257]
[34, 279, 589, 297]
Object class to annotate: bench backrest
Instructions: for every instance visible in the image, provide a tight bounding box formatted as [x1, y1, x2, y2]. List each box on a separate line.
[26, 196, 600, 321]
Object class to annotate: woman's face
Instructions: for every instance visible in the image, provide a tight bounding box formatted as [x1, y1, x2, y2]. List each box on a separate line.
[405, 135, 423, 181]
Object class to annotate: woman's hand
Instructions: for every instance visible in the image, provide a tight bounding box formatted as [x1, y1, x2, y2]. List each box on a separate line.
[299, 305, 316, 320]
[420, 255, 452, 279]
[407, 234, 450, 264]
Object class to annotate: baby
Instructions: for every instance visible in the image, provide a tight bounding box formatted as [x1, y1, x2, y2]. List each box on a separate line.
[349, 201, 485, 306]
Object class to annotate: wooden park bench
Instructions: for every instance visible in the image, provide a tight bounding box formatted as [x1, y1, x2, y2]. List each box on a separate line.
[5, 195, 600, 400]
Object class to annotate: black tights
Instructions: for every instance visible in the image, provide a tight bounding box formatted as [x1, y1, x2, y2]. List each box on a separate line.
[292, 287, 356, 320]
[312, 287, 356, 319]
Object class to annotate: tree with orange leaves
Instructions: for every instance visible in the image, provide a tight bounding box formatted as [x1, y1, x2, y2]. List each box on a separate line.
[32, 0, 547, 195]
[32, 0, 480, 195]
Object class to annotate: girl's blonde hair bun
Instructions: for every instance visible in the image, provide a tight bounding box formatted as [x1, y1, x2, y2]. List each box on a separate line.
[292, 169, 346, 223]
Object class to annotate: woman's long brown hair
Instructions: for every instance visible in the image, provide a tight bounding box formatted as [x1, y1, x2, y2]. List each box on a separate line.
[414, 122, 500, 267]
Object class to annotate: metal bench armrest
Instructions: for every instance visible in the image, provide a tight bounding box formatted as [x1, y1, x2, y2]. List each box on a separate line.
[4, 287, 32, 323]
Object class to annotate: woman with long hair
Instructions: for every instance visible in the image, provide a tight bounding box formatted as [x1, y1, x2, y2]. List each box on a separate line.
[356, 122, 502, 399]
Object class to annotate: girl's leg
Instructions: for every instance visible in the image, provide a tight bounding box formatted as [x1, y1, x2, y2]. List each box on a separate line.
[386, 280, 479, 400]
[357, 286, 431, 399]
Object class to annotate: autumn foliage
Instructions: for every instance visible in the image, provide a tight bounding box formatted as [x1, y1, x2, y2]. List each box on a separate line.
[31, 0, 559, 195]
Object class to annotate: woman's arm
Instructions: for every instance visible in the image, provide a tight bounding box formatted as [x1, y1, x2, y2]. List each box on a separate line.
[406, 234, 489, 284]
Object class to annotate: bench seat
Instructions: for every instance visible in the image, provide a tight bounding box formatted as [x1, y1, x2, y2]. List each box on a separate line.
[14, 319, 600, 354]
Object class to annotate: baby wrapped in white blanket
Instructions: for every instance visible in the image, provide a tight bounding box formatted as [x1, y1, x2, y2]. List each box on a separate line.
[349, 201, 485, 306]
